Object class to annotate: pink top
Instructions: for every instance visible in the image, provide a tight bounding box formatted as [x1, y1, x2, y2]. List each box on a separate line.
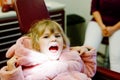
[0, 36, 96, 80]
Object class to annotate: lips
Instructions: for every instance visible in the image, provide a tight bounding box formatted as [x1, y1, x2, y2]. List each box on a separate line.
[49, 46, 58, 53]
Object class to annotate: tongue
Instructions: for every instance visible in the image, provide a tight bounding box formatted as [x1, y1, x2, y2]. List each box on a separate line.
[50, 49, 57, 53]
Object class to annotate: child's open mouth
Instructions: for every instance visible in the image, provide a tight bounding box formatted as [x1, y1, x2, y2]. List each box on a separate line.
[49, 46, 58, 53]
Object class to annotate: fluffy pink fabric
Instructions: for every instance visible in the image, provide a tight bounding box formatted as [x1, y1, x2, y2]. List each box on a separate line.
[0, 36, 96, 80]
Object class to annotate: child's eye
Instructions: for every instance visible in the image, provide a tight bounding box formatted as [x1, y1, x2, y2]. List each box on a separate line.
[43, 35, 49, 38]
[55, 34, 61, 38]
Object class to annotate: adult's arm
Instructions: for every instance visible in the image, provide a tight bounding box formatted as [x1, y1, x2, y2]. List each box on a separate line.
[112, 21, 120, 31]
[91, 0, 107, 35]
[92, 11, 106, 29]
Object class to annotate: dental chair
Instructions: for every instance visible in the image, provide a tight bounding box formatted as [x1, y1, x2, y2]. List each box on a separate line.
[14, 0, 50, 34]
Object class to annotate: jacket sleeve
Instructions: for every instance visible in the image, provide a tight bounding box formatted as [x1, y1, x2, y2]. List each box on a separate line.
[0, 66, 24, 80]
[6, 36, 32, 58]
[59, 51, 85, 72]
[80, 48, 97, 78]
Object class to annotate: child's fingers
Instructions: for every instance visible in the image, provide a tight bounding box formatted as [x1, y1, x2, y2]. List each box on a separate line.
[84, 45, 96, 51]
[7, 56, 17, 70]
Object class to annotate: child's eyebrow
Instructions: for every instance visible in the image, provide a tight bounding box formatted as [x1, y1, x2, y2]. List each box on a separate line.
[43, 33, 50, 35]
[55, 32, 60, 34]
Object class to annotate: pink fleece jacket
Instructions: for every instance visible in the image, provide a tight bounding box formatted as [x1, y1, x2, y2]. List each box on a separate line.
[0, 36, 96, 80]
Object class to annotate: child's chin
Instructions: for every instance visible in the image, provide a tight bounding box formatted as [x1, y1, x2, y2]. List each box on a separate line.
[46, 51, 61, 60]
[48, 55, 60, 60]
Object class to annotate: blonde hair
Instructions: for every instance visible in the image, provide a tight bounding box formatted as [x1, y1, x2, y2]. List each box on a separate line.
[26, 19, 70, 51]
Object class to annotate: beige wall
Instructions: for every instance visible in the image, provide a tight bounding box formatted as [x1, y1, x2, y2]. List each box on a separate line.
[47, 0, 92, 23]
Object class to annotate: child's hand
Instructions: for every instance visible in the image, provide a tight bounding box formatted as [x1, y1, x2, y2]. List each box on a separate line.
[70, 46, 88, 55]
[7, 56, 17, 71]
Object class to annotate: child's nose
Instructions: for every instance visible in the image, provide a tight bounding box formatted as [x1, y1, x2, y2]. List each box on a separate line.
[51, 36, 57, 42]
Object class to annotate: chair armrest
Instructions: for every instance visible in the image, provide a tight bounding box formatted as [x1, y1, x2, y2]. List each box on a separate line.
[93, 66, 120, 80]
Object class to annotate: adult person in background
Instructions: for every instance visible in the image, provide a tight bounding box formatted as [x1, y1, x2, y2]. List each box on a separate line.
[83, 0, 120, 73]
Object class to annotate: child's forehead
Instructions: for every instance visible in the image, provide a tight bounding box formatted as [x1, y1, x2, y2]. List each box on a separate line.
[44, 27, 61, 33]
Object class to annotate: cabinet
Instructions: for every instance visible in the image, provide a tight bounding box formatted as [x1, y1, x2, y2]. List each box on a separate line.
[49, 9, 65, 30]
[0, 20, 21, 67]
[0, 9, 65, 68]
